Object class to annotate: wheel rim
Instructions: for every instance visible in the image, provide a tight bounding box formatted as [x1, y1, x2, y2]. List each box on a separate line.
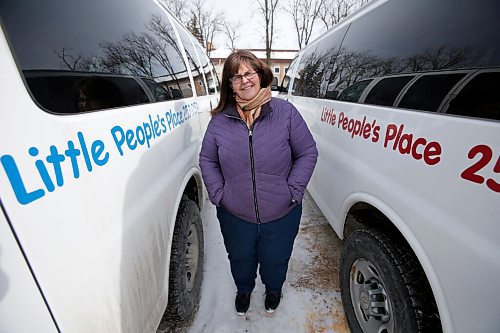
[349, 258, 394, 333]
[185, 220, 200, 292]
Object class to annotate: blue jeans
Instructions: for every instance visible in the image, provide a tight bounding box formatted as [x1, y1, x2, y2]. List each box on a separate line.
[216, 204, 302, 294]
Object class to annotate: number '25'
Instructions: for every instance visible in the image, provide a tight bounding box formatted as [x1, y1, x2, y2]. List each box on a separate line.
[461, 144, 499, 193]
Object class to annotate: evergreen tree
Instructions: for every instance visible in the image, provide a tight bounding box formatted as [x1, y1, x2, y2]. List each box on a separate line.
[187, 14, 204, 46]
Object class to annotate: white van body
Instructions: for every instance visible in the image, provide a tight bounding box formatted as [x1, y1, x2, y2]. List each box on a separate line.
[280, 0, 500, 332]
[0, 0, 217, 331]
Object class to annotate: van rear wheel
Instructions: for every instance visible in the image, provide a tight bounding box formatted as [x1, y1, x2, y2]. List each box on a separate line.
[340, 229, 441, 333]
[164, 198, 204, 323]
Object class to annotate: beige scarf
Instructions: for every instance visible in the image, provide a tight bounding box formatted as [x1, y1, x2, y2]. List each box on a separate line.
[235, 86, 272, 128]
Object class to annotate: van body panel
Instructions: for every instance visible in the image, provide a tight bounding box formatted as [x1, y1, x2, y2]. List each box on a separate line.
[0, 0, 212, 331]
[280, 0, 500, 331]
[286, 92, 499, 332]
[0, 56, 203, 332]
[0, 208, 58, 332]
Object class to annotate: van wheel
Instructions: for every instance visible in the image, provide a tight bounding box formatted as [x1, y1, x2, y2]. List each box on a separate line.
[164, 198, 204, 323]
[340, 229, 441, 333]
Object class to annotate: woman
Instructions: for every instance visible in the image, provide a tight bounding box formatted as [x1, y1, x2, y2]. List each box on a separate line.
[199, 50, 318, 315]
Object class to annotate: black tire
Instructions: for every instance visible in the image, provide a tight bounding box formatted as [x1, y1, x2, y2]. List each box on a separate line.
[164, 198, 204, 323]
[340, 229, 442, 333]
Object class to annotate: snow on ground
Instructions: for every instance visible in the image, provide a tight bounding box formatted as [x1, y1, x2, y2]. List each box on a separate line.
[183, 192, 349, 333]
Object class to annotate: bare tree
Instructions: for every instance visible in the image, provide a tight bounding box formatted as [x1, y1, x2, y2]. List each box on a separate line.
[256, 0, 279, 64]
[54, 47, 84, 70]
[318, 0, 370, 31]
[100, 15, 186, 92]
[159, 0, 189, 23]
[318, 0, 355, 30]
[287, 0, 324, 49]
[191, 0, 224, 56]
[222, 18, 242, 51]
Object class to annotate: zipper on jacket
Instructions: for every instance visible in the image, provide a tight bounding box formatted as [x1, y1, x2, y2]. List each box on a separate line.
[225, 113, 261, 223]
[248, 128, 261, 224]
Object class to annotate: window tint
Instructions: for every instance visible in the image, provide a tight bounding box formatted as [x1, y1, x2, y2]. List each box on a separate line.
[142, 78, 172, 101]
[364, 76, 414, 106]
[337, 79, 372, 102]
[447, 71, 500, 121]
[398, 73, 465, 112]
[329, 0, 500, 112]
[0, 0, 195, 113]
[23, 71, 150, 113]
[292, 25, 348, 98]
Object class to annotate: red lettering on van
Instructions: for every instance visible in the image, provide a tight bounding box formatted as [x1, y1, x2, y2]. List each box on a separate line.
[461, 145, 499, 193]
[384, 123, 441, 166]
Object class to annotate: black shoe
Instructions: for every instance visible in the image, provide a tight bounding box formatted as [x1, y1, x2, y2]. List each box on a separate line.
[264, 291, 282, 314]
[235, 292, 251, 315]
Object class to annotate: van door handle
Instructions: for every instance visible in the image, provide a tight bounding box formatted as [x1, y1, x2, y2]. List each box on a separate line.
[210, 100, 213, 111]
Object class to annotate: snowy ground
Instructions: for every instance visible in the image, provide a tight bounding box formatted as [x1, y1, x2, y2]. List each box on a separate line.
[177, 192, 350, 333]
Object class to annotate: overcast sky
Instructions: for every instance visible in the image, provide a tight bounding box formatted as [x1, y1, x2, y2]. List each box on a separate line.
[204, 0, 323, 50]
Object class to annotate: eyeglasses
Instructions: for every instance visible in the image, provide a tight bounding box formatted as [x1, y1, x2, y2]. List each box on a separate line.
[229, 71, 257, 84]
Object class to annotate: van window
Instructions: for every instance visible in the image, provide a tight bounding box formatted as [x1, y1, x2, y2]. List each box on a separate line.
[447, 71, 500, 121]
[193, 42, 219, 94]
[173, 21, 206, 97]
[204, 61, 219, 94]
[337, 79, 372, 102]
[364, 76, 414, 107]
[23, 71, 150, 113]
[142, 78, 172, 101]
[282, 56, 299, 93]
[271, 77, 279, 88]
[398, 73, 465, 112]
[330, 0, 500, 113]
[292, 26, 348, 98]
[0, 0, 192, 113]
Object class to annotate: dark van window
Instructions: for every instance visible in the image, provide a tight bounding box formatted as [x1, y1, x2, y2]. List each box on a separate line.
[398, 73, 465, 112]
[0, 0, 193, 113]
[364, 76, 415, 107]
[337, 79, 372, 102]
[23, 71, 150, 113]
[331, 0, 500, 112]
[142, 78, 172, 102]
[292, 25, 348, 98]
[447, 71, 500, 121]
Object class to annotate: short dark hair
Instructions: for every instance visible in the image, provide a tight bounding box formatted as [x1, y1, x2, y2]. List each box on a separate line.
[212, 50, 273, 116]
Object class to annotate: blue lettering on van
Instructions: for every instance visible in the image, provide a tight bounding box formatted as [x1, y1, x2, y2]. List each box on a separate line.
[111, 103, 199, 156]
[165, 109, 184, 130]
[111, 111, 174, 156]
[0, 155, 45, 205]
[1, 102, 200, 205]
[1, 132, 110, 205]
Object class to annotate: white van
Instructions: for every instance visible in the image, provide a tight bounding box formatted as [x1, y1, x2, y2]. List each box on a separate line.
[0, 0, 218, 332]
[279, 0, 499, 332]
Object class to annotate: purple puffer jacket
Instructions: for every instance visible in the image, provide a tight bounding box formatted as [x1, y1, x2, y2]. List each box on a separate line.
[199, 98, 318, 223]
